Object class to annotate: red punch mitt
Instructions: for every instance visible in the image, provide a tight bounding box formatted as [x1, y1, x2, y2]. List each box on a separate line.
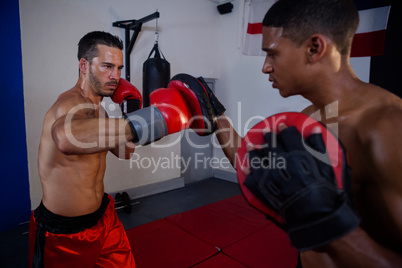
[236, 112, 359, 251]
[168, 73, 217, 136]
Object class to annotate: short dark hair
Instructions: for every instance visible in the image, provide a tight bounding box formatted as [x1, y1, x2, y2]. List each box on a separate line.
[263, 0, 359, 55]
[77, 31, 123, 63]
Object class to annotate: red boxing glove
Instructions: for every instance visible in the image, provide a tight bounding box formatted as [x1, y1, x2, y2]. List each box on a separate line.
[149, 88, 191, 134]
[111, 79, 142, 114]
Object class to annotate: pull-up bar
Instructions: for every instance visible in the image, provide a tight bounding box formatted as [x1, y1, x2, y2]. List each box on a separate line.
[113, 11, 160, 81]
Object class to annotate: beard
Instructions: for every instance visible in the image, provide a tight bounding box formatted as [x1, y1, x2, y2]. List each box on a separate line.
[88, 67, 116, 97]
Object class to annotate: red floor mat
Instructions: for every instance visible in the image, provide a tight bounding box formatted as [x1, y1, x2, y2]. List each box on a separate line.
[165, 195, 270, 248]
[126, 219, 218, 268]
[223, 223, 299, 268]
[192, 253, 248, 268]
[126, 195, 298, 268]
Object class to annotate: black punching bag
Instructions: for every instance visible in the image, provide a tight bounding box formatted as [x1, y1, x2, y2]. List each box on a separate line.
[142, 43, 170, 107]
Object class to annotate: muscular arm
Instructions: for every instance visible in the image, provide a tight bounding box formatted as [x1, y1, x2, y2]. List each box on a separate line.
[322, 227, 402, 268]
[51, 95, 134, 155]
[215, 115, 242, 169]
[103, 108, 135, 159]
[109, 142, 135, 159]
[320, 109, 402, 267]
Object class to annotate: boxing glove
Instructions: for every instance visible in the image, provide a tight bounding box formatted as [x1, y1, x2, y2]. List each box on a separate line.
[237, 113, 360, 251]
[111, 79, 143, 114]
[168, 73, 217, 136]
[124, 88, 191, 145]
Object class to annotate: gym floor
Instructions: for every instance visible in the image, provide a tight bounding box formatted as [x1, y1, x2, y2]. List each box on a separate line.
[0, 178, 241, 268]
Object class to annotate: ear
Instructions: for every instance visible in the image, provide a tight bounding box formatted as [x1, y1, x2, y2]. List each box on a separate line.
[306, 34, 327, 63]
[79, 58, 89, 74]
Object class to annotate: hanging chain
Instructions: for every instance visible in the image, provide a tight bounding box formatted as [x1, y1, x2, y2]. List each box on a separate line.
[155, 9, 159, 44]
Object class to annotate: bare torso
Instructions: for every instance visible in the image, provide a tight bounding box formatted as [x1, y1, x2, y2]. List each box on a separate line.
[301, 83, 402, 267]
[38, 88, 107, 217]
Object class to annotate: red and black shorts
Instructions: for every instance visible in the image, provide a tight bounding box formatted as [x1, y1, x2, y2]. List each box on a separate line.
[29, 194, 135, 268]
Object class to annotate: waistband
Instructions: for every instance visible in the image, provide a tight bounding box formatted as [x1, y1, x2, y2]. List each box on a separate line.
[34, 193, 110, 234]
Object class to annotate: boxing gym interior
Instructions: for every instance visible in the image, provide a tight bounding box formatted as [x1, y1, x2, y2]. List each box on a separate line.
[1, 1, 400, 268]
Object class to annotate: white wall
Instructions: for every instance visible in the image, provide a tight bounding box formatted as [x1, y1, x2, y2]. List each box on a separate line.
[20, 0, 371, 209]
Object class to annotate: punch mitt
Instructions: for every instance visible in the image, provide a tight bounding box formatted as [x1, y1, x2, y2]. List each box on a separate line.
[197, 76, 226, 116]
[236, 112, 360, 251]
[168, 73, 217, 136]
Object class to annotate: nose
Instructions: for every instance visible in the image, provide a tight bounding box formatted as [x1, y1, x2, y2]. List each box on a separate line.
[262, 57, 273, 74]
[110, 67, 121, 80]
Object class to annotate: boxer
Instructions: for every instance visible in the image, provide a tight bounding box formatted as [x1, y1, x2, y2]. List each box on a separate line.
[29, 31, 194, 268]
[202, 0, 402, 267]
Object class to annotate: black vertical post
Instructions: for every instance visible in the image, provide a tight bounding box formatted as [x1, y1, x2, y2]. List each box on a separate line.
[113, 12, 160, 82]
[125, 27, 131, 81]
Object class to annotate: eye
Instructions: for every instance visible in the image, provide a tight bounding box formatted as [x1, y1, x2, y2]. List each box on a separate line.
[267, 52, 275, 58]
[101, 64, 112, 69]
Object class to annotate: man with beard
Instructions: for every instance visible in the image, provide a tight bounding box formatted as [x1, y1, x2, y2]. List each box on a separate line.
[29, 31, 148, 268]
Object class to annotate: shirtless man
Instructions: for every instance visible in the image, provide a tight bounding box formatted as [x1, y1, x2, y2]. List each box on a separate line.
[204, 0, 402, 267]
[28, 31, 191, 267]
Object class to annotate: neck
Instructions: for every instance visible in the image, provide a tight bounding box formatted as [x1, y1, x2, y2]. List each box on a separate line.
[76, 76, 103, 105]
[304, 59, 364, 111]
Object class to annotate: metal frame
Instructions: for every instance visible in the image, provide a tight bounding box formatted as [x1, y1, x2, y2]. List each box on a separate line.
[113, 11, 160, 81]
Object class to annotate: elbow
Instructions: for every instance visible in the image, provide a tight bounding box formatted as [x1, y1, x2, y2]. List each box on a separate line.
[126, 142, 136, 159]
[123, 143, 136, 160]
[52, 125, 75, 155]
[113, 142, 136, 159]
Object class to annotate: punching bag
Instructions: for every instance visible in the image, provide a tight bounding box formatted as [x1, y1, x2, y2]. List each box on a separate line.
[142, 43, 170, 107]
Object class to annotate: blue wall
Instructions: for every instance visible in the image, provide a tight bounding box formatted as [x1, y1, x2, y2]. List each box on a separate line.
[0, 0, 31, 232]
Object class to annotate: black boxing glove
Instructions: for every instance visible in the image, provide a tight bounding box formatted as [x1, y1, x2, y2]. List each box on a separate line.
[243, 125, 360, 251]
[236, 113, 360, 251]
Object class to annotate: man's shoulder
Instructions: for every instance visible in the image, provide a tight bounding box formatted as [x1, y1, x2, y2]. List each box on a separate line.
[51, 88, 95, 118]
[56, 88, 93, 107]
[362, 85, 401, 126]
[357, 97, 402, 149]
[352, 88, 402, 188]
